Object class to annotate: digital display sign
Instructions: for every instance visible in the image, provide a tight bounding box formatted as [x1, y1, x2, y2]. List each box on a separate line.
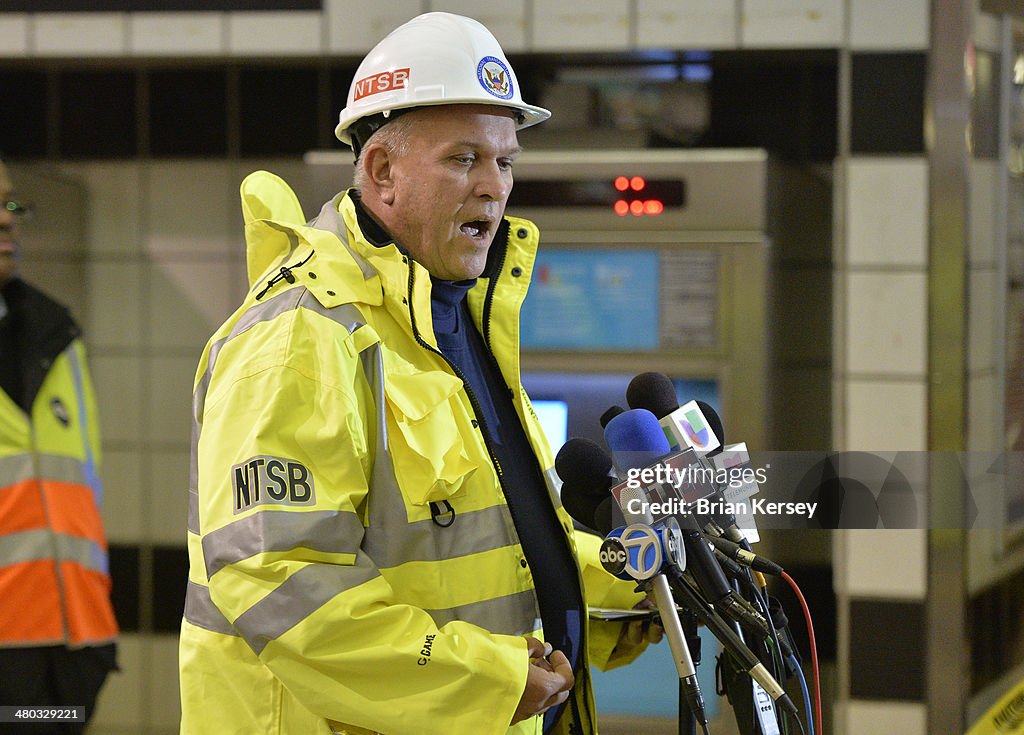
[507, 177, 685, 216]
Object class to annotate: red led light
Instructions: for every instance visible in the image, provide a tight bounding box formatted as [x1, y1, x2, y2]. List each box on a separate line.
[614, 200, 629, 216]
[644, 200, 664, 215]
[630, 200, 644, 216]
[614, 176, 630, 192]
[630, 176, 646, 191]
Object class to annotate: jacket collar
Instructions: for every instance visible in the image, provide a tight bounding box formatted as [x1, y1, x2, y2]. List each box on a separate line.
[0, 278, 79, 413]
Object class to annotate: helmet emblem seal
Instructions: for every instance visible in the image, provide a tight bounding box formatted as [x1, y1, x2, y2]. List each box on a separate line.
[477, 56, 513, 100]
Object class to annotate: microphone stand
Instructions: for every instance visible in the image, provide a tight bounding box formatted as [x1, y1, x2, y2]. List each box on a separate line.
[648, 574, 708, 735]
[675, 607, 703, 735]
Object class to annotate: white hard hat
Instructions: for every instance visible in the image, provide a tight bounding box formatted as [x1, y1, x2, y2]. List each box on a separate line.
[335, 12, 551, 154]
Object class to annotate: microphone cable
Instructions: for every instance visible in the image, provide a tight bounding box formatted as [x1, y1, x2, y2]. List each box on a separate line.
[748, 567, 813, 735]
[781, 571, 821, 735]
[750, 579, 787, 700]
[665, 568, 801, 723]
[788, 653, 815, 735]
[748, 577, 798, 735]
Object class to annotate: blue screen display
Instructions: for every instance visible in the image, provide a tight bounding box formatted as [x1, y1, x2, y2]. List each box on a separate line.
[520, 249, 660, 351]
[531, 399, 569, 451]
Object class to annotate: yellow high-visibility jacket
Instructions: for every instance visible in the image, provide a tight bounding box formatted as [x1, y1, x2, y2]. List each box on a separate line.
[0, 279, 118, 649]
[179, 172, 644, 735]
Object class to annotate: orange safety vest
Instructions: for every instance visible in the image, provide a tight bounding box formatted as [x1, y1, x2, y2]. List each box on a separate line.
[0, 279, 118, 648]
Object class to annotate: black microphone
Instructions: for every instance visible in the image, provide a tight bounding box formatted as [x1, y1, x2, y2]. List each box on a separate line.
[625, 372, 680, 425]
[599, 404, 626, 428]
[626, 372, 725, 458]
[706, 535, 784, 576]
[555, 438, 616, 535]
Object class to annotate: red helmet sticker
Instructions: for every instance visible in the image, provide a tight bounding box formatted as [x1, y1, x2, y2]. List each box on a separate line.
[353, 68, 411, 101]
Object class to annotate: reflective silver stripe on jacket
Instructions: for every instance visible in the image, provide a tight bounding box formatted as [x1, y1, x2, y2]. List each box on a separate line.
[0, 529, 108, 573]
[308, 194, 378, 282]
[361, 505, 515, 569]
[184, 581, 237, 636]
[203, 509, 366, 579]
[543, 466, 563, 510]
[233, 554, 380, 656]
[0, 453, 91, 487]
[425, 590, 542, 638]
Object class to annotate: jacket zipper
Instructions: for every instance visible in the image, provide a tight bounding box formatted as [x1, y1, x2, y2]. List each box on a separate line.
[480, 240, 504, 349]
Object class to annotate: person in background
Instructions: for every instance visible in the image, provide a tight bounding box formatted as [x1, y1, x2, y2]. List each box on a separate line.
[179, 12, 657, 735]
[0, 157, 118, 733]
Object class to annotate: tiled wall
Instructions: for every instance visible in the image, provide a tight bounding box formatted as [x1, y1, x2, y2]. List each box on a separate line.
[0, 0, 932, 58]
[832, 7, 1008, 735]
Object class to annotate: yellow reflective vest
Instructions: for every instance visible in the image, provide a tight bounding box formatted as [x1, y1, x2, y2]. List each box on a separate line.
[179, 172, 644, 735]
[0, 280, 118, 648]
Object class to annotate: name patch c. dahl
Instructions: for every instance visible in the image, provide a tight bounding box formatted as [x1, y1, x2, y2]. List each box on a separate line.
[232, 455, 315, 513]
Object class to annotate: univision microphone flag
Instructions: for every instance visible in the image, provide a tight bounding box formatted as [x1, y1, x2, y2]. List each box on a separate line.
[668, 400, 721, 454]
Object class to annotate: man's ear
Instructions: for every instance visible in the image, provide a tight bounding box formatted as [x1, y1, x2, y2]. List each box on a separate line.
[363, 144, 396, 205]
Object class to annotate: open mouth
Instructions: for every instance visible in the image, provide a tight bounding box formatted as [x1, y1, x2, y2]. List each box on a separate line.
[460, 219, 492, 241]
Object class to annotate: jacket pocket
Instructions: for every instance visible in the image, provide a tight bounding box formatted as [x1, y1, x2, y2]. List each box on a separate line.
[380, 347, 478, 511]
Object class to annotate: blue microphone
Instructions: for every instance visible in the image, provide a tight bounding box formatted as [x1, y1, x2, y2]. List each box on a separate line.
[603, 408, 671, 478]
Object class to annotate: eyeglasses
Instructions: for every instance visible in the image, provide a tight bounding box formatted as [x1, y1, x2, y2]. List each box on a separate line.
[3, 200, 33, 219]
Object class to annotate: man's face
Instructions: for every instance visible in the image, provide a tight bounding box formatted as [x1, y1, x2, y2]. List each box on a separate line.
[0, 163, 17, 285]
[386, 105, 520, 281]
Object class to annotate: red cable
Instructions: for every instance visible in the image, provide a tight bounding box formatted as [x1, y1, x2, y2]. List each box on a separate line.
[782, 571, 822, 735]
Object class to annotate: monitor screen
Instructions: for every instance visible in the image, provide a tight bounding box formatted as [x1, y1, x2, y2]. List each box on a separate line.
[531, 399, 569, 451]
[520, 249, 661, 352]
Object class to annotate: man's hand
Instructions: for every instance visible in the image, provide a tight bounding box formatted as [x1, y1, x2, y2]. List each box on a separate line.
[510, 637, 575, 724]
[624, 594, 664, 646]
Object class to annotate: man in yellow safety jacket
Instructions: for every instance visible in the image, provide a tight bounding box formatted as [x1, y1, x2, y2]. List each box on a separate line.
[179, 13, 654, 735]
[0, 158, 118, 732]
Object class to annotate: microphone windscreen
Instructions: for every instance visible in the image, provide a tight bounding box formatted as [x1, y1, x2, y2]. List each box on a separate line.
[560, 482, 600, 531]
[591, 497, 616, 536]
[696, 400, 725, 457]
[554, 438, 615, 497]
[604, 408, 671, 473]
[626, 372, 680, 419]
[599, 404, 625, 428]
